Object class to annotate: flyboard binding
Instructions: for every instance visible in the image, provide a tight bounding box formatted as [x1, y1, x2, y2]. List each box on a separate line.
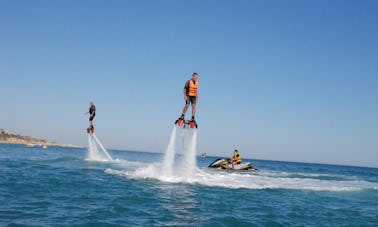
[175, 117, 198, 128]
[87, 125, 95, 134]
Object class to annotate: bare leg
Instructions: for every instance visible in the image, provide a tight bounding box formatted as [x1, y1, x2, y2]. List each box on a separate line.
[191, 104, 196, 118]
[182, 103, 190, 116]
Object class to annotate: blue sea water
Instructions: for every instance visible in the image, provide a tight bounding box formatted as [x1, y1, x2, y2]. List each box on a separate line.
[0, 143, 377, 226]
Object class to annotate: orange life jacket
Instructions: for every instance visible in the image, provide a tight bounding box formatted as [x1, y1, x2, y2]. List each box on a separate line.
[188, 80, 199, 96]
[233, 153, 242, 163]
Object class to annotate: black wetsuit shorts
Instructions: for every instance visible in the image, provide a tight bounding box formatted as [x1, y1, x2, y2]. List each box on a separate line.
[89, 114, 95, 121]
[186, 96, 197, 105]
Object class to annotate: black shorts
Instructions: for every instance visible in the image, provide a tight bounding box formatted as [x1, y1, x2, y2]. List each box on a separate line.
[89, 114, 95, 121]
[186, 96, 197, 105]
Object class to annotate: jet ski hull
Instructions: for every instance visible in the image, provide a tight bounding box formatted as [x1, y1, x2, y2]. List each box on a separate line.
[208, 158, 257, 171]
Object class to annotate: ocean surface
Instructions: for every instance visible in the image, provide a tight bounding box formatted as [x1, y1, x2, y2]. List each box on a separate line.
[1, 142, 377, 226]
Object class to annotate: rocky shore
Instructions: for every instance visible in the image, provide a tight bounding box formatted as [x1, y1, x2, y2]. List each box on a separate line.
[0, 129, 81, 148]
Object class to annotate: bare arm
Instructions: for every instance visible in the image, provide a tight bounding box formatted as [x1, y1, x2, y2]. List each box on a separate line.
[196, 83, 199, 102]
[183, 81, 189, 100]
[183, 88, 188, 100]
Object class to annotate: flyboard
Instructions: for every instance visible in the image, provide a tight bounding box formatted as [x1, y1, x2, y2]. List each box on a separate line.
[86, 126, 113, 161]
[174, 116, 198, 129]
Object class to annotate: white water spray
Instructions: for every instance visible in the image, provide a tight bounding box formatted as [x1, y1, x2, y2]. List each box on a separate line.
[180, 129, 197, 177]
[87, 133, 113, 161]
[162, 127, 177, 177]
[159, 126, 198, 179]
[88, 134, 101, 160]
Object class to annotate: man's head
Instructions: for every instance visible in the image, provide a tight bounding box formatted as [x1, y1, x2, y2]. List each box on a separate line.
[234, 149, 238, 153]
[192, 72, 198, 81]
[90, 101, 94, 106]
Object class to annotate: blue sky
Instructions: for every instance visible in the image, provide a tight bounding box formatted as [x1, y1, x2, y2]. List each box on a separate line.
[1, 0, 377, 167]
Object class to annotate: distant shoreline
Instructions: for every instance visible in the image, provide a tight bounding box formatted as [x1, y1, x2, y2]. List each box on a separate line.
[0, 129, 82, 148]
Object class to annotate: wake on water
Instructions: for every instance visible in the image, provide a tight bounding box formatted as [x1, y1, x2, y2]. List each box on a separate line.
[103, 127, 378, 191]
[85, 128, 378, 192]
[105, 165, 378, 191]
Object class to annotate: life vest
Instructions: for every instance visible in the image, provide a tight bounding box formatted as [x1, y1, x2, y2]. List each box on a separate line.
[188, 80, 199, 96]
[233, 153, 242, 163]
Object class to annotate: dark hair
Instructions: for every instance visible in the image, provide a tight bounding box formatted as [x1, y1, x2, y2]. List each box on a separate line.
[192, 72, 198, 76]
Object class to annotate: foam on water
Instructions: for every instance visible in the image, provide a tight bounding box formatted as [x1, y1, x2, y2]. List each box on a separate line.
[197, 169, 378, 191]
[105, 166, 378, 191]
[103, 127, 378, 192]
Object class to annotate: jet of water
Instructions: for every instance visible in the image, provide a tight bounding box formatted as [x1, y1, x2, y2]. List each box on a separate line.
[87, 134, 113, 161]
[92, 134, 113, 161]
[181, 129, 197, 177]
[161, 127, 177, 177]
[160, 126, 198, 179]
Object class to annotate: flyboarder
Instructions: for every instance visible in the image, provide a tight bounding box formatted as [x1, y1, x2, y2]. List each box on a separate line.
[175, 72, 199, 128]
[86, 101, 96, 133]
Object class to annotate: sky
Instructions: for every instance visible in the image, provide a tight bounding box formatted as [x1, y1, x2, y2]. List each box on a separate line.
[1, 0, 377, 168]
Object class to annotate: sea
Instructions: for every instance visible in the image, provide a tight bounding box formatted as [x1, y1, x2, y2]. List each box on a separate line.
[1, 142, 377, 226]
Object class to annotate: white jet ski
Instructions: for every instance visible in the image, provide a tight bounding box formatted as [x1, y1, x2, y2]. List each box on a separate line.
[208, 158, 257, 171]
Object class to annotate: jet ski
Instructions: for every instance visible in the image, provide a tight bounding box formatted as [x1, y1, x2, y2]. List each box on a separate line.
[208, 158, 257, 171]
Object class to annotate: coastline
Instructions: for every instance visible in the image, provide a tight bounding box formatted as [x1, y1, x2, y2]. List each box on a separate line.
[0, 129, 82, 148]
